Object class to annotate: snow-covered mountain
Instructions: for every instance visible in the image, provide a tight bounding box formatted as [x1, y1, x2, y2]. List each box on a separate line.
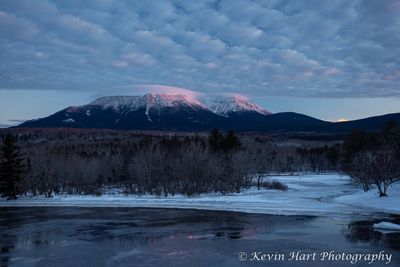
[16, 92, 277, 131]
[87, 93, 270, 117]
[18, 90, 400, 133]
[199, 95, 271, 116]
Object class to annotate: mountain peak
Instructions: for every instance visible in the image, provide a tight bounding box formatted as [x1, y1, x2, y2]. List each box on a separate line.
[88, 92, 270, 116]
[90, 95, 140, 108]
[143, 92, 204, 108]
[200, 94, 271, 116]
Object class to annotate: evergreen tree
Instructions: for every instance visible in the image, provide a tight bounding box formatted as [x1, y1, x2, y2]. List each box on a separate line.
[208, 128, 223, 152]
[223, 130, 241, 152]
[0, 134, 26, 199]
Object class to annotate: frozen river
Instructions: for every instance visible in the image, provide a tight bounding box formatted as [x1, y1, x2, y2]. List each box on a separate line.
[0, 207, 399, 267]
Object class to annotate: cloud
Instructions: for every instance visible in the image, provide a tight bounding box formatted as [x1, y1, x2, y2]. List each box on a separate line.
[0, 11, 39, 41]
[0, 0, 399, 98]
[8, 119, 26, 123]
[0, 119, 26, 128]
[99, 84, 202, 98]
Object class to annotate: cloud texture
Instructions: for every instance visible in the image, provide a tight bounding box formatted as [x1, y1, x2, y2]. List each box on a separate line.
[0, 0, 399, 98]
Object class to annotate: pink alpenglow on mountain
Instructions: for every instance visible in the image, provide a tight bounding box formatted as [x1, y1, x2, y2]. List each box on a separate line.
[90, 92, 270, 116]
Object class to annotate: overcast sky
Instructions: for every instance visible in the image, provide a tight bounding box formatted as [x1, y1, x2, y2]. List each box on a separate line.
[1, 0, 400, 126]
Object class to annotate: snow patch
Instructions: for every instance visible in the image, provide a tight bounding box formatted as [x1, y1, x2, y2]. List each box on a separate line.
[373, 222, 400, 231]
[62, 118, 75, 123]
[145, 104, 152, 122]
[333, 183, 400, 215]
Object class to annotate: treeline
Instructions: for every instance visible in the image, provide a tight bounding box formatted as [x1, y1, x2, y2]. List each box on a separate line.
[342, 122, 400, 197]
[1, 128, 342, 199]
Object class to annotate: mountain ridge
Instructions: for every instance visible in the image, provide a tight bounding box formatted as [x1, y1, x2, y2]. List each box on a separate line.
[85, 93, 270, 117]
[15, 93, 400, 133]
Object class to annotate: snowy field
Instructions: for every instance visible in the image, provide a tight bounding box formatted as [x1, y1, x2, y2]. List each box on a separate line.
[1, 174, 399, 217]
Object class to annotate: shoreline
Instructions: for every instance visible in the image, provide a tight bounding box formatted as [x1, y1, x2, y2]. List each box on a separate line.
[1, 174, 399, 218]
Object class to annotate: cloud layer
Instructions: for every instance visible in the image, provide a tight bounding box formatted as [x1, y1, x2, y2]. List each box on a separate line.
[0, 0, 399, 98]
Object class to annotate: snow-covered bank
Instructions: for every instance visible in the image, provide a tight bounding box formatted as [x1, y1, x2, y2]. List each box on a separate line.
[0, 174, 399, 217]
